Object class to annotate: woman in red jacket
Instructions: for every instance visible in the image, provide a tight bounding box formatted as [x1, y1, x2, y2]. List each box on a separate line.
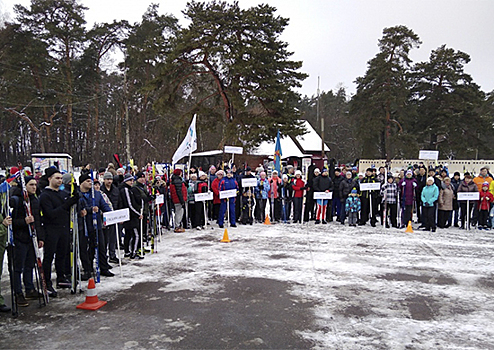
[478, 182, 493, 229]
[211, 170, 224, 223]
[291, 170, 305, 223]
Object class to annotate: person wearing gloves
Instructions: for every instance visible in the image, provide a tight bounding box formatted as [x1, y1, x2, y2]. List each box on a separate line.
[421, 177, 439, 232]
[39, 167, 79, 297]
[254, 171, 270, 223]
[477, 182, 493, 230]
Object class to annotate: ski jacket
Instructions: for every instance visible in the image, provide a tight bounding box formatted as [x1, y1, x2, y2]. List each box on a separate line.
[398, 177, 417, 206]
[119, 182, 142, 223]
[478, 189, 494, 210]
[451, 177, 461, 194]
[39, 187, 72, 230]
[332, 175, 344, 199]
[211, 177, 222, 204]
[345, 196, 361, 213]
[380, 182, 398, 204]
[360, 175, 378, 199]
[415, 174, 427, 195]
[313, 174, 333, 193]
[187, 180, 197, 203]
[473, 175, 493, 192]
[268, 177, 282, 199]
[339, 178, 359, 199]
[195, 179, 209, 194]
[256, 178, 270, 199]
[169, 174, 188, 205]
[101, 183, 120, 210]
[438, 184, 454, 211]
[457, 180, 478, 202]
[10, 188, 44, 244]
[133, 182, 154, 215]
[421, 184, 439, 207]
[281, 181, 293, 199]
[219, 177, 238, 202]
[78, 189, 112, 232]
[291, 177, 305, 198]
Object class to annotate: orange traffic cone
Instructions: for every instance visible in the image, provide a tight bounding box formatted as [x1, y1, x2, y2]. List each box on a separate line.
[76, 278, 107, 310]
[220, 228, 230, 243]
[263, 214, 271, 225]
[405, 221, 414, 233]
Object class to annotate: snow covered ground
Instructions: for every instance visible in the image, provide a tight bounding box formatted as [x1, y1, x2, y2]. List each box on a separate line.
[2, 221, 494, 349]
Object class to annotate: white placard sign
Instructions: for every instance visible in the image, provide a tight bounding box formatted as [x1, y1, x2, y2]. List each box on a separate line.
[103, 208, 130, 226]
[194, 192, 214, 202]
[419, 150, 439, 160]
[313, 192, 333, 199]
[224, 146, 243, 154]
[155, 194, 164, 204]
[457, 192, 480, 201]
[242, 178, 258, 187]
[220, 189, 237, 199]
[359, 183, 381, 191]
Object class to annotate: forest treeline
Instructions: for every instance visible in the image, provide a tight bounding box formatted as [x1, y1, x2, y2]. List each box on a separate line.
[1, 1, 492, 167]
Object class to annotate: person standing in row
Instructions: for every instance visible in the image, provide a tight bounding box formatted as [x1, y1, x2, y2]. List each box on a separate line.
[291, 170, 305, 224]
[169, 169, 188, 233]
[119, 174, 143, 259]
[40, 167, 78, 297]
[421, 177, 439, 232]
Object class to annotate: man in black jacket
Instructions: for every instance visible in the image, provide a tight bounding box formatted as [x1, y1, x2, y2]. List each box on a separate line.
[133, 171, 154, 249]
[119, 174, 143, 259]
[101, 172, 120, 263]
[339, 171, 360, 224]
[40, 167, 78, 297]
[329, 168, 343, 222]
[313, 168, 333, 224]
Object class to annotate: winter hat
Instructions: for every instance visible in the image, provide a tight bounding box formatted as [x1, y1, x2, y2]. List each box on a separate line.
[173, 169, 182, 176]
[190, 173, 197, 179]
[335, 168, 341, 173]
[93, 179, 100, 185]
[282, 174, 288, 180]
[136, 171, 145, 179]
[351, 189, 357, 194]
[482, 181, 489, 187]
[454, 171, 461, 177]
[464, 173, 472, 179]
[103, 172, 113, 180]
[358, 173, 364, 177]
[352, 166, 357, 171]
[209, 165, 216, 171]
[406, 170, 413, 176]
[198, 171, 207, 178]
[321, 168, 328, 174]
[427, 177, 434, 183]
[245, 166, 252, 172]
[259, 171, 266, 177]
[98, 167, 106, 174]
[216, 170, 224, 176]
[295, 170, 302, 176]
[123, 173, 134, 183]
[346, 171, 352, 176]
[117, 168, 125, 175]
[79, 174, 91, 184]
[45, 167, 61, 179]
[10, 166, 19, 175]
[62, 173, 72, 185]
[314, 168, 320, 174]
[272, 170, 278, 175]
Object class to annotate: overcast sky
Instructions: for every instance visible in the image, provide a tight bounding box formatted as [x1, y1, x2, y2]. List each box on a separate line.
[1, 0, 493, 97]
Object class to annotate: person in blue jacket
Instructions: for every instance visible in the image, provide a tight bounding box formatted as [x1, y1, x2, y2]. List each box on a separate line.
[421, 177, 439, 232]
[218, 169, 239, 228]
[78, 174, 113, 279]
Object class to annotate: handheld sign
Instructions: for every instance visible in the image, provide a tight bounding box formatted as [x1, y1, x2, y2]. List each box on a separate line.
[194, 192, 214, 202]
[220, 189, 237, 199]
[457, 192, 480, 201]
[419, 150, 439, 160]
[242, 178, 258, 187]
[103, 208, 130, 226]
[313, 192, 332, 199]
[155, 194, 164, 205]
[224, 146, 243, 154]
[360, 183, 381, 191]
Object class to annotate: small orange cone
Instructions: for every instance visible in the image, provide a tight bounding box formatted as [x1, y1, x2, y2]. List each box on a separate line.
[220, 228, 230, 243]
[263, 214, 271, 225]
[76, 278, 107, 310]
[405, 221, 414, 233]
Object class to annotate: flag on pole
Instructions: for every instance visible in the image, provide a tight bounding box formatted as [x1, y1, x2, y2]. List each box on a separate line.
[172, 115, 198, 165]
[274, 129, 282, 172]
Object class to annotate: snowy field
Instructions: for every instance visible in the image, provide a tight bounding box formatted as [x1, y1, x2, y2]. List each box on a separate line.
[2, 221, 494, 349]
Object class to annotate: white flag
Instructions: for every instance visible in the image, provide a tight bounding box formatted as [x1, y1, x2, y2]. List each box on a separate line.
[172, 115, 197, 164]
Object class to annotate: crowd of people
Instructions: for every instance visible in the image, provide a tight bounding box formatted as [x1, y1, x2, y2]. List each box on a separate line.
[0, 159, 492, 314]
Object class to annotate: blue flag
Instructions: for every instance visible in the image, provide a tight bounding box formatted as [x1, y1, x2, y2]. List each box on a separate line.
[274, 130, 282, 172]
